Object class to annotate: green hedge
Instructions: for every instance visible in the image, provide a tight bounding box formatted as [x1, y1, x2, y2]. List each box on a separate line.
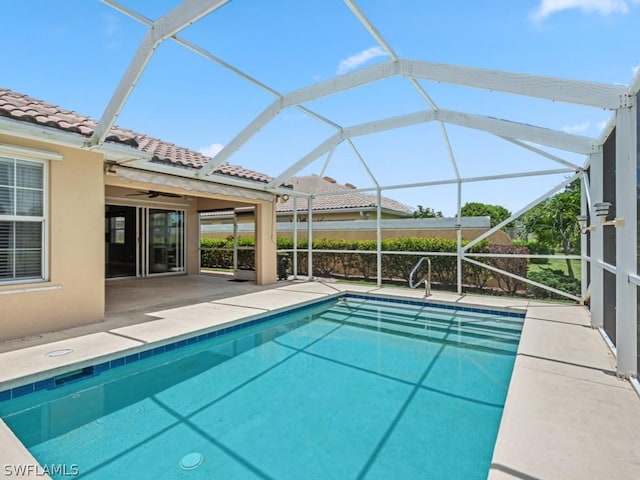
[512, 239, 552, 264]
[201, 237, 254, 270]
[527, 268, 581, 299]
[202, 236, 531, 295]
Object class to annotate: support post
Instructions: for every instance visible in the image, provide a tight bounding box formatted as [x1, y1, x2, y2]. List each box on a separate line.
[254, 201, 277, 285]
[589, 151, 604, 328]
[376, 188, 382, 288]
[456, 181, 462, 294]
[307, 196, 313, 281]
[293, 197, 298, 279]
[580, 173, 589, 300]
[615, 104, 638, 377]
[232, 213, 238, 273]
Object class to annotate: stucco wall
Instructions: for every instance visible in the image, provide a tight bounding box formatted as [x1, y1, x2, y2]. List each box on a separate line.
[255, 200, 278, 284]
[278, 227, 512, 245]
[0, 135, 105, 341]
[204, 226, 511, 245]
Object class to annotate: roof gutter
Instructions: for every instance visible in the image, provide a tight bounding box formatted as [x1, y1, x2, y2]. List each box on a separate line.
[124, 160, 299, 198]
[0, 117, 294, 198]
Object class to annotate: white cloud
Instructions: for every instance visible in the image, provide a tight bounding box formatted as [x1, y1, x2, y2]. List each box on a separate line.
[596, 120, 609, 130]
[101, 13, 120, 38]
[633, 66, 640, 76]
[198, 143, 224, 157]
[531, 0, 637, 20]
[336, 46, 387, 75]
[563, 122, 590, 133]
[101, 13, 122, 49]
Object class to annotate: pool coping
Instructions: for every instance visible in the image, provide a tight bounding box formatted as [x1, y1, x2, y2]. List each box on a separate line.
[0, 282, 638, 479]
[0, 289, 525, 395]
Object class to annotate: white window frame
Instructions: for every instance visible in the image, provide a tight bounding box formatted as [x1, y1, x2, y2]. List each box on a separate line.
[0, 153, 49, 286]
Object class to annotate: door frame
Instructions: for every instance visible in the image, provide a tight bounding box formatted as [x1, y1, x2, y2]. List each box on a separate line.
[105, 199, 188, 279]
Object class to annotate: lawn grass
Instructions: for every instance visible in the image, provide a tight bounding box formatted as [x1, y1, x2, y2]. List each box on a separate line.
[528, 258, 582, 282]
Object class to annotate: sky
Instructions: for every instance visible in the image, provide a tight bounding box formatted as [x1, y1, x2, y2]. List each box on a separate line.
[1, 0, 639, 217]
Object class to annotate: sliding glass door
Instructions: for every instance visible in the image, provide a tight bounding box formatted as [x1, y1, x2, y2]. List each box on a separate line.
[105, 205, 137, 278]
[106, 205, 185, 278]
[148, 209, 184, 274]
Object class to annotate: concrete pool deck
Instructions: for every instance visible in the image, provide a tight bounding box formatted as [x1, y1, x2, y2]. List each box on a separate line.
[0, 279, 639, 479]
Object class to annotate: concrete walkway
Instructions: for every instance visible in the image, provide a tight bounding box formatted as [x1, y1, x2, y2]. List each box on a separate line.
[0, 273, 280, 353]
[0, 280, 638, 479]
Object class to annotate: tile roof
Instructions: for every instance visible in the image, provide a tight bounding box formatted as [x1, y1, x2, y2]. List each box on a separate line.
[277, 175, 413, 216]
[0, 88, 273, 184]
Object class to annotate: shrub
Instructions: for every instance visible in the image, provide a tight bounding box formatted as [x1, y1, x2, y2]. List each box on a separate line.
[200, 236, 536, 296]
[512, 239, 551, 264]
[527, 268, 581, 299]
[200, 238, 231, 268]
[485, 244, 529, 295]
[200, 236, 254, 269]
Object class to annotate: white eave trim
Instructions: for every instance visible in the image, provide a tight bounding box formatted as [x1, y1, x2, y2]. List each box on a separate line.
[0, 116, 284, 199]
[116, 162, 283, 201]
[0, 117, 88, 149]
[0, 143, 63, 162]
[0, 116, 151, 163]
[94, 141, 153, 163]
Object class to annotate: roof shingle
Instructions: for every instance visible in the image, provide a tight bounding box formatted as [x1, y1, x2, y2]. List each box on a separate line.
[277, 175, 413, 215]
[0, 88, 273, 184]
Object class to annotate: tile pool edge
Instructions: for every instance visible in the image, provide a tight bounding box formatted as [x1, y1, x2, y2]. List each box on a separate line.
[0, 293, 342, 395]
[0, 290, 525, 400]
[346, 291, 527, 318]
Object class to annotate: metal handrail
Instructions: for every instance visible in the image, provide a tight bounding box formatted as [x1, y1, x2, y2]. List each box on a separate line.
[409, 257, 431, 297]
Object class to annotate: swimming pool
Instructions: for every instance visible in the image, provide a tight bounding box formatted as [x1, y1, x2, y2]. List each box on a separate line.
[0, 294, 524, 479]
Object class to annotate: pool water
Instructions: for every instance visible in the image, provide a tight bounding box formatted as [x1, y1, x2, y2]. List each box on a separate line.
[0, 296, 523, 479]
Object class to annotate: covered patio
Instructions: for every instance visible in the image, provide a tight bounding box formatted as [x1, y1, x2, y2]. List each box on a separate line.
[105, 273, 280, 322]
[0, 274, 281, 354]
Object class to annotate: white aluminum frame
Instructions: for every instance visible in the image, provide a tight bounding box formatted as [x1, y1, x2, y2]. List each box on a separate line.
[146, 207, 187, 277]
[97, 0, 639, 378]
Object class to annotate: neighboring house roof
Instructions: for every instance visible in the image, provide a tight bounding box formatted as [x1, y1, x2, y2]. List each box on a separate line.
[0, 88, 273, 184]
[277, 175, 413, 216]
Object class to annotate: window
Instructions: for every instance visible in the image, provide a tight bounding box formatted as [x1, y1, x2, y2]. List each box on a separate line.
[109, 216, 126, 244]
[0, 156, 45, 283]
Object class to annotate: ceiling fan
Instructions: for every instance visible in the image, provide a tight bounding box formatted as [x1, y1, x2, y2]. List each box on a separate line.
[126, 190, 182, 199]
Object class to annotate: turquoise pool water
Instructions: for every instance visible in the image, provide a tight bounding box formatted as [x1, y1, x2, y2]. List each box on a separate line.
[0, 296, 523, 479]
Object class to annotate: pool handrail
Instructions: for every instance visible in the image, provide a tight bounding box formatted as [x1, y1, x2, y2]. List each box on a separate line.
[409, 257, 432, 297]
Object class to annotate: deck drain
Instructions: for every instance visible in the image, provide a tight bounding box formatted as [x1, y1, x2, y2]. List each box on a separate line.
[45, 349, 73, 358]
[179, 452, 203, 470]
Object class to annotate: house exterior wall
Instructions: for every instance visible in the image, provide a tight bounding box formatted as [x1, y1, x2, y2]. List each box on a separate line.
[276, 227, 511, 245]
[0, 136, 279, 341]
[203, 224, 511, 245]
[277, 210, 407, 222]
[0, 134, 104, 341]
